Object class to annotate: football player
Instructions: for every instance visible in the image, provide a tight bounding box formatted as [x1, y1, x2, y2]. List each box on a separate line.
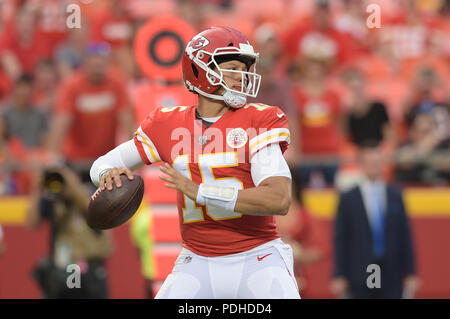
[90, 26, 300, 299]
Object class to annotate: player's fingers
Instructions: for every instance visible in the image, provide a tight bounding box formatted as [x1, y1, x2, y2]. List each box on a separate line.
[163, 165, 182, 180]
[100, 176, 107, 190]
[159, 174, 174, 184]
[112, 170, 123, 188]
[120, 167, 134, 180]
[165, 183, 177, 190]
[167, 164, 180, 177]
[162, 162, 176, 172]
[159, 165, 173, 176]
[104, 168, 121, 190]
[104, 173, 113, 191]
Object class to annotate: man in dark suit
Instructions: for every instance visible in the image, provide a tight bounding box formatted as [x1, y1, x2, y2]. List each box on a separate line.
[331, 141, 419, 298]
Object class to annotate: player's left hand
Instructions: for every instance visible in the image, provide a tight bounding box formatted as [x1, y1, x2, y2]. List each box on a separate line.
[159, 163, 199, 201]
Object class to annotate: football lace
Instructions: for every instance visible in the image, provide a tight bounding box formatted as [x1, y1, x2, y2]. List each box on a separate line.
[91, 187, 103, 201]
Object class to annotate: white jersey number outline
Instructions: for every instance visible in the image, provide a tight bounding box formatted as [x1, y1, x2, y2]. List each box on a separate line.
[173, 152, 243, 223]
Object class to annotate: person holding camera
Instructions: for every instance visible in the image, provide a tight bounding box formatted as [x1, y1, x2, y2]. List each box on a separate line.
[26, 165, 113, 298]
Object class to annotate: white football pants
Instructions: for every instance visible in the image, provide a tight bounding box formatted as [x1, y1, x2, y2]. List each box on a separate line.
[155, 238, 301, 299]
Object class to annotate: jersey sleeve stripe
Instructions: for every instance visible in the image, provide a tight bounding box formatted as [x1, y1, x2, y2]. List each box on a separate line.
[134, 135, 151, 165]
[136, 132, 160, 163]
[135, 127, 161, 163]
[249, 132, 291, 150]
[249, 133, 291, 156]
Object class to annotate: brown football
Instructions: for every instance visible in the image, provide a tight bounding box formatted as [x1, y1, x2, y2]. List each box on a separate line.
[87, 174, 144, 230]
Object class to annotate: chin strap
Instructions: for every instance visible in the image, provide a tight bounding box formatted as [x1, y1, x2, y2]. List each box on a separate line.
[222, 90, 247, 108]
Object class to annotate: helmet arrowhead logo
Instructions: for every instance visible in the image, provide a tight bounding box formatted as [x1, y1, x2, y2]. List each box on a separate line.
[188, 35, 210, 51]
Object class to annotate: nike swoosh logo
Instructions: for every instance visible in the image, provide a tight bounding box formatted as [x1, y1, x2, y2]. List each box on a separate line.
[257, 253, 272, 261]
[276, 113, 284, 118]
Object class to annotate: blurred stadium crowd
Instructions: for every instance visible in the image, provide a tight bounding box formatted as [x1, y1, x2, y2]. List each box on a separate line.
[0, 0, 449, 195]
[0, 0, 449, 299]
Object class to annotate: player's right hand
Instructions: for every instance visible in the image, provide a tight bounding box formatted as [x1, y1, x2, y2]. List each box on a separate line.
[100, 167, 134, 191]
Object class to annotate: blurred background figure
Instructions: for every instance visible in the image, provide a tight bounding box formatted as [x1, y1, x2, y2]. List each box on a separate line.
[130, 204, 155, 299]
[247, 24, 296, 115]
[0, 74, 48, 149]
[54, 26, 89, 80]
[402, 66, 450, 140]
[331, 141, 418, 299]
[0, 66, 12, 107]
[33, 59, 59, 112]
[47, 42, 135, 184]
[342, 67, 395, 149]
[0, 74, 49, 194]
[283, 0, 354, 70]
[26, 165, 113, 298]
[289, 54, 343, 188]
[277, 178, 327, 298]
[90, 0, 135, 79]
[334, 0, 372, 57]
[0, 6, 43, 80]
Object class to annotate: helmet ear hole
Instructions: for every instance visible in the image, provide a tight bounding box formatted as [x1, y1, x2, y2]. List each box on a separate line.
[191, 63, 199, 78]
[228, 43, 234, 46]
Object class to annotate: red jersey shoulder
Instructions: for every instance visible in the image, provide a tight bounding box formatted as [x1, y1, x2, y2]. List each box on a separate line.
[242, 102, 289, 130]
[135, 105, 193, 165]
[242, 103, 290, 156]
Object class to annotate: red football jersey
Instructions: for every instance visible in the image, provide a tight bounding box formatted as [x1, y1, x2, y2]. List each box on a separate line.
[55, 69, 130, 161]
[134, 103, 290, 256]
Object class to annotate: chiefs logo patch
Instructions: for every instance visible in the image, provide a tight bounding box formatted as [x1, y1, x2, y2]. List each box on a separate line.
[227, 128, 248, 149]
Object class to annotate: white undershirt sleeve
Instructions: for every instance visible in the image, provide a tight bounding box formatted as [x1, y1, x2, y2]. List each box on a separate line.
[250, 143, 292, 187]
[90, 139, 145, 187]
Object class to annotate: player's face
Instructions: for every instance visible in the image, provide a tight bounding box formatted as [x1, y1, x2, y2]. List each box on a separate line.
[218, 60, 248, 92]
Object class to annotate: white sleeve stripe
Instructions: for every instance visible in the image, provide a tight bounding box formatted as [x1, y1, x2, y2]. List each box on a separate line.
[250, 135, 290, 156]
[249, 132, 291, 151]
[135, 126, 161, 163]
[249, 128, 290, 146]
